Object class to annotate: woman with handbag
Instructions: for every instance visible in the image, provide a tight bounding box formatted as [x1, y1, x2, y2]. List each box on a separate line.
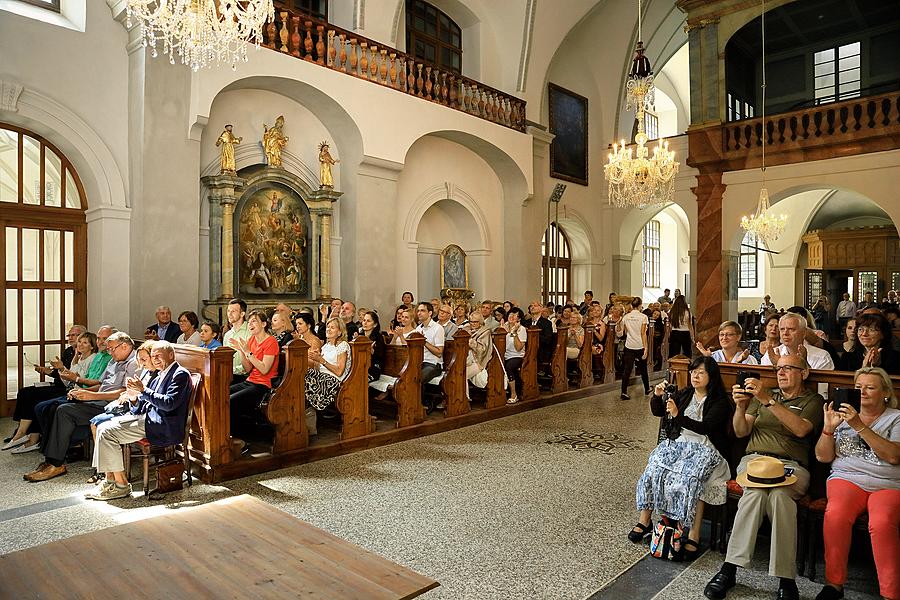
[813, 366, 900, 600]
[630, 356, 733, 560]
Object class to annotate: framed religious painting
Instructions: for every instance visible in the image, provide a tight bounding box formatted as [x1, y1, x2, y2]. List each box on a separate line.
[235, 182, 312, 297]
[548, 83, 589, 186]
[440, 244, 468, 290]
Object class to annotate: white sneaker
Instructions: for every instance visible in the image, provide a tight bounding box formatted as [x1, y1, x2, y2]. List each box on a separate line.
[93, 482, 132, 502]
[11, 441, 41, 454]
[85, 480, 116, 499]
[1, 437, 28, 451]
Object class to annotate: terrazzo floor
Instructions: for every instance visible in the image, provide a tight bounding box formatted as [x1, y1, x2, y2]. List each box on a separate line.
[0, 382, 884, 600]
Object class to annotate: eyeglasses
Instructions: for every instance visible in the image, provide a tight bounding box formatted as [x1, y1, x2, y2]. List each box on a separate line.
[775, 365, 804, 373]
[856, 327, 878, 334]
[107, 342, 125, 353]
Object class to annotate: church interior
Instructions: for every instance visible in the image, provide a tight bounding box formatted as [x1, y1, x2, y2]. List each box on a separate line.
[1, 0, 899, 598]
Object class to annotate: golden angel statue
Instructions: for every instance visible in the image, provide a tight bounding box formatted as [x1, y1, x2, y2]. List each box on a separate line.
[318, 140, 339, 188]
[215, 124, 242, 175]
[262, 115, 289, 168]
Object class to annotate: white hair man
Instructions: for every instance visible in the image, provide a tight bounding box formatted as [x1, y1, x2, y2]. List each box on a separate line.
[760, 312, 834, 370]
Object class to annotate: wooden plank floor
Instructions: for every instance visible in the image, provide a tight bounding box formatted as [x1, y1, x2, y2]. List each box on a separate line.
[0, 495, 438, 599]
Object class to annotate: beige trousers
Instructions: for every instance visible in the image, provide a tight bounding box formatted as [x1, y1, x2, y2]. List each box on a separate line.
[725, 453, 810, 579]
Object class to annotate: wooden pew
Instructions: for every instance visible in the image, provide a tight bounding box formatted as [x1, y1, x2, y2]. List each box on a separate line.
[660, 319, 671, 370]
[647, 320, 656, 373]
[602, 322, 617, 384]
[262, 339, 309, 454]
[549, 326, 568, 394]
[485, 329, 507, 408]
[520, 327, 540, 402]
[372, 333, 425, 427]
[334, 336, 376, 440]
[571, 324, 594, 388]
[441, 329, 471, 417]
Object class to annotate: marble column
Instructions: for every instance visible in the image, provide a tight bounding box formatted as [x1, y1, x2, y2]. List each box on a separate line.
[692, 171, 726, 346]
[201, 174, 245, 299]
[309, 210, 321, 296]
[320, 212, 332, 298]
[207, 196, 223, 300]
[684, 18, 721, 126]
[611, 254, 633, 295]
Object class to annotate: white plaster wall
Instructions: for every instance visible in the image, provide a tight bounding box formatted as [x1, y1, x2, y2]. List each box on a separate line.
[397, 135, 502, 309]
[630, 206, 690, 303]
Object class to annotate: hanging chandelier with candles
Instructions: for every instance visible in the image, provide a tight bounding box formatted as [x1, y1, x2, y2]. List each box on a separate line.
[740, 0, 787, 244]
[605, 0, 679, 209]
[126, 0, 274, 72]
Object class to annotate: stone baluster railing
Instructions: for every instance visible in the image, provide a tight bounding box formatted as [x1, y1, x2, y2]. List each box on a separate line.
[260, 9, 526, 132]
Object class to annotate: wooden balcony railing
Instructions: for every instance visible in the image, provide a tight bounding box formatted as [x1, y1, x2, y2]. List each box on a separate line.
[259, 10, 527, 132]
[687, 89, 900, 173]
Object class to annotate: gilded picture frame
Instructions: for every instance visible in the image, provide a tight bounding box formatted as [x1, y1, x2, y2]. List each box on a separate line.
[440, 244, 468, 290]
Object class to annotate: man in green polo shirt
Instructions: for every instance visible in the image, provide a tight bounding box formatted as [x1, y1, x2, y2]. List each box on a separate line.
[58, 325, 115, 389]
[704, 352, 824, 600]
[222, 298, 251, 382]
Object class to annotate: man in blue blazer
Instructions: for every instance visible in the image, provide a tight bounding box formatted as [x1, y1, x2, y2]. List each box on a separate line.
[145, 306, 181, 343]
[86, 340, 193, 501]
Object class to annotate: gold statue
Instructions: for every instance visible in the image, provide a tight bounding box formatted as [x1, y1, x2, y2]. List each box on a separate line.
[318, 141, 339, 188]
[215, 124, 242, 175]
[262, 115, 289, 168]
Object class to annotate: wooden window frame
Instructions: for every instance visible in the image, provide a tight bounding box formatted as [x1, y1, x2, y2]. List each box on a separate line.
[814, 41, 861, 105]
[542, 222, 572, 306]
[1, 122, 87, 411]
[739, 231, 758, 288]
[273, 0, 327, 22]
[406, 0, 462, 74]
[20, 0, 61, 12]
[642, 220, 660, 288]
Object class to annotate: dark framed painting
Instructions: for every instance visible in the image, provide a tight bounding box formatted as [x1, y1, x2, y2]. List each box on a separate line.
[548, 83, 588, 186]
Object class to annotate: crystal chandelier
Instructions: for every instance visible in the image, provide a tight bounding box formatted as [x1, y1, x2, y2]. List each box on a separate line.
[126, 0, 274, 72]
[604, 0, 679, 209]
[740, 0, 787, 244]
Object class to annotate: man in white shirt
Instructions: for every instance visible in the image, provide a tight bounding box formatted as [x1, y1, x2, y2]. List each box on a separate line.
[616, 297, 650, 400]
[835, 292, 856, 336]
[760, 312, 834, 370]
[415, 302, 445, 387]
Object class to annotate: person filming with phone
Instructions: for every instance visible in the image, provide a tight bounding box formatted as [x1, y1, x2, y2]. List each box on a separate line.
[704, 352, 824, 600]
[813, 367, 900, 600]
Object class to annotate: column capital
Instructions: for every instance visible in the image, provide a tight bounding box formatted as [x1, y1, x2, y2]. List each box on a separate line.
[202, 174, 245, 205]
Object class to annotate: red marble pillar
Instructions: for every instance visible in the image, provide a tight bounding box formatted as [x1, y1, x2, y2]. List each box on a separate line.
[693, 171, 726, 346]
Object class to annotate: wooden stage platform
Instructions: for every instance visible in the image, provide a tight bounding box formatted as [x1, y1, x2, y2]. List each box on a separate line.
[0, 495, 438, 599]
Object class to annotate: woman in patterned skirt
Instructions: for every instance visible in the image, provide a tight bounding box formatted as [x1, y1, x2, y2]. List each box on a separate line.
[306, 317, 351, 411]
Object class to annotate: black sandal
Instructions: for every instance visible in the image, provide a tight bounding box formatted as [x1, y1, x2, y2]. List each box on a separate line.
[627, 522, 652, 543]
[682, 538, 701, 561]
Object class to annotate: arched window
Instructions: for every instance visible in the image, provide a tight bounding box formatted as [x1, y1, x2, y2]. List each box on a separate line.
[542, 222, 571, 306]
[642, 220, 660, 288]
[739, 231, 758, 288]
[406, 0, 462, 73]
[1, 123, 87, 411]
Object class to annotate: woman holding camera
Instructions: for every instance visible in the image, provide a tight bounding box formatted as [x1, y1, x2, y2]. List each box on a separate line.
[630, 356, 733, 560]
[814, 366, 900, 600]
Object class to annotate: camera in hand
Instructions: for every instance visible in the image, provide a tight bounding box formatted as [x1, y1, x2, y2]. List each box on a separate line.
[833, 387, 861, 413]
[664, 382, 678, 398]
[736, 370, 759, 391]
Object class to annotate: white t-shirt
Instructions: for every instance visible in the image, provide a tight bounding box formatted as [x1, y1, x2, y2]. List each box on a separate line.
[621, 310, 648, 350]
[417, 319, 445, 365]
[320, 341, 350, 381]
[176, 330, 202, 346]
[504, 325, 528, 360]
[711, 349, 759, 365]
[760, 342, 835, 370]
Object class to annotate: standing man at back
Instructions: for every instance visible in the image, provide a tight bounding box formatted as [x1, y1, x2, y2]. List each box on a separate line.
[616, 297, 650, 400]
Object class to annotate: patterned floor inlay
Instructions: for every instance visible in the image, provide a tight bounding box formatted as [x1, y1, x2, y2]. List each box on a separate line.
[546, 430, 645, 453]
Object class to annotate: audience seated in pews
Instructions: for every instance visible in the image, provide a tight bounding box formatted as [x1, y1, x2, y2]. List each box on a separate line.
[838, 312, 900, 374]
[696, 321, 758, 365]
[452, 303, 469, 326]
[617, 297, 651, 401]
[524, 302, 554, 368]
[145, 306, 181, 343]
[503, 307, 527, 404]
[3, 327, 92, 453]
[631, 356, 732, 561]
[25, 332, 138, 482]
[415, 302, 445, 390]
[228, 310, 279, 440]
[813, 366, 900, 600]
[305, 317, 350, 428]
[358, 310, 385, 382]
[270, 311, 293, 349]
[704, 352, 824, 600]
[882, 289, 899, 309]
[222, 299, 252, 382]
[175, 310, 202, 346]
[760, 312, 835, 370]
[757, 313, 782, 361]
[85, 341, 192, 501]
[465, 311, 492, 388]
[389, 305, 415, 345]
[436, 304, 458, 341]
[199, 321, 222, 349]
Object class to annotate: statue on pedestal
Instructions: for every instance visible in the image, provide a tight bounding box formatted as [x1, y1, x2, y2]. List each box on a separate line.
[318, 140, 339, 188]
[262, 115, 289, 167]
[215, 125, 242, 175]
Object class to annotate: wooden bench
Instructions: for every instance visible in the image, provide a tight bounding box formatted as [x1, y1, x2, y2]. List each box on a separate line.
[520, 327, 540, 402]
[485, 329, 508, 408]
[549, 326, 568, 394]
[570, 324, 594, 388]
[262, 339, 310, 454]
[602, 322, 617, 384]
[441, 328, 471, 417]
[334, 336, 377, 439]
[370, 333, 425, 427]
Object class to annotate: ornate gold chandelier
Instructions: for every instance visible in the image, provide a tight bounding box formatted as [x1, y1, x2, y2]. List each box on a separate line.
[605, 0, 679, 209]
[740, 0, 787, 244]
[126, 0, 274, 72]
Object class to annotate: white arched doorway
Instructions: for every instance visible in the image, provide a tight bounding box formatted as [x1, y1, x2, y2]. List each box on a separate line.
[414, 198, 485, 301]
[625, 203, 691, 303]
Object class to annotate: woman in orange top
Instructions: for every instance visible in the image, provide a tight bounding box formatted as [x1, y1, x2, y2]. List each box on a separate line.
[229, 310, 280, 436]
